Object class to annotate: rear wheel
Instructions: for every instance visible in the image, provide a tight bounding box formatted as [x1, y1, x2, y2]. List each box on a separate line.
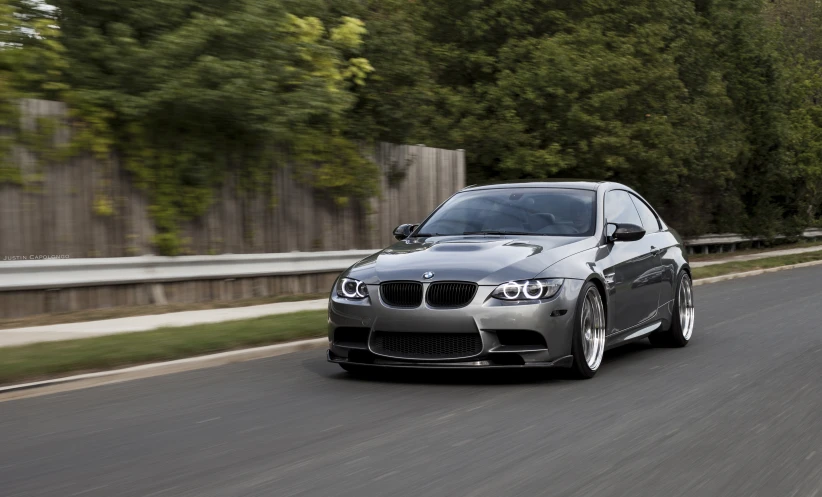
[649, 271, 694, 348]
[570, 282, 606, 379]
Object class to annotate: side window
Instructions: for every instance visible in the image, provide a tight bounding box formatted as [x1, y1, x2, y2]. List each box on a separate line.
[629, 194, 661, 233]
[604, 190, 642, 226]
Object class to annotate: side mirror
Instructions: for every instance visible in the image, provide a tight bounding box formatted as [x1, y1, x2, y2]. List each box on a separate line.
[606, 223, 645, 243]
[393, 223, 417, 241]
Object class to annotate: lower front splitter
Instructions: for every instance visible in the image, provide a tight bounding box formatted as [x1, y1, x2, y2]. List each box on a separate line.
[327, 350, 573, 369]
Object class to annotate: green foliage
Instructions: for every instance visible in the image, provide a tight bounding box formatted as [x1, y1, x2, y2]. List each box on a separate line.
[326, 0, 822, 237]
[93, 194, 114, 217]
[0, 102, 21, 185]
[392, 0, 800, 236]
[305, 0, 434, 143]
[49, 0, 379, 254]
[0, 1, 66, 184]
[3, 0, 822, 250]
[1, 0, 378, 255]
[0, 1, 68, 99]
[765, 0, 822, 228]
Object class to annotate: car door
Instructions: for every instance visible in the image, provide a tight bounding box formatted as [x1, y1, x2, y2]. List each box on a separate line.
[628, 193, 677, 310]
[599, 189, 661, 334]
[628, 192, 671, 309]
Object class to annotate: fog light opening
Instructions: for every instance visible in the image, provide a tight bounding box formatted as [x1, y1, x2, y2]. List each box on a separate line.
[495, 330, 548, 348]
[490, 353, 526, 366]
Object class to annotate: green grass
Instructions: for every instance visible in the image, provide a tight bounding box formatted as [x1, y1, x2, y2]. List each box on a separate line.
[0, 310, 327, 386]
[692, 250, 822, 279]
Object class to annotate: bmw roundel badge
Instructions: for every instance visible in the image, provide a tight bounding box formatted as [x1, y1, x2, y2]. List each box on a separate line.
[423, 271, 434, 280]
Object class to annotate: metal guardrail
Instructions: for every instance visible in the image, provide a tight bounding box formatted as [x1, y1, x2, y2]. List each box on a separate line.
[2, 228, 821, 292]
[684, 228, 822, 246]
[0, 250, 376, 292]
[683, 228, 822, 252]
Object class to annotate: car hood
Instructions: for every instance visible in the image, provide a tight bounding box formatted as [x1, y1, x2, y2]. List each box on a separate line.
[346, 235, 597, 285]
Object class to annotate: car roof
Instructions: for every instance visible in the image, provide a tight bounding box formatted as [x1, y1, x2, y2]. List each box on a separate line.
[460, 180, 613, 192]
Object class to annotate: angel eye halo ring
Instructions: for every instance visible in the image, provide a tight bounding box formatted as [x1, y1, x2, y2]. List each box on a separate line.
[336, 277, 369, 299]
[491, 278, 563, 301]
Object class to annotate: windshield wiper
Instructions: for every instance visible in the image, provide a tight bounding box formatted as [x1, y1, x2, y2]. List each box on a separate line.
[414, 232, 448, 237]
[463, 230, 533, 236]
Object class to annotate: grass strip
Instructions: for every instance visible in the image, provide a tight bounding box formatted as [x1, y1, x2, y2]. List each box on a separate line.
[692, 250, 822, 279]
[0, 310, 327, 386]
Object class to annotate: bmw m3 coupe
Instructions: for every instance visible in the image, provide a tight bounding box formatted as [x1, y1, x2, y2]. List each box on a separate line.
[327, 181, 694, 378]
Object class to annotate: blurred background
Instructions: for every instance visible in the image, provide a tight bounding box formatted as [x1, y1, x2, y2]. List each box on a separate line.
[2, 2, 822, 496]
[2, 0, 822, 319]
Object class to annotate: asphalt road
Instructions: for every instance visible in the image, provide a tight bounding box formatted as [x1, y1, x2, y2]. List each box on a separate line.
[2, 268, 822, 497]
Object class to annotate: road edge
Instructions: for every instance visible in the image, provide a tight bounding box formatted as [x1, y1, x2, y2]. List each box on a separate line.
[692, 258, 822, 285]
[4, 258, 822, 400]
[0, 338, 327, 402]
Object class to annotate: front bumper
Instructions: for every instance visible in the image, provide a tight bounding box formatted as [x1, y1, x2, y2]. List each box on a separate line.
[327, 279, 583, 369]
[327, 349, 573, 369]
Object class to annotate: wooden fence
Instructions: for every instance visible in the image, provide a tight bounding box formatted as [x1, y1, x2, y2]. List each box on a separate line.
[0, 99, 466, 259]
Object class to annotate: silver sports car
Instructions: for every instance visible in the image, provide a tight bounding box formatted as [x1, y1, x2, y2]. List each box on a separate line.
[327, 181, 694, 378]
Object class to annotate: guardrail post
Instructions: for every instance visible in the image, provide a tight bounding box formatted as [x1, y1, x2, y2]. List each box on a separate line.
[150, 284, 167, 306]
[45, 289, 60, 314]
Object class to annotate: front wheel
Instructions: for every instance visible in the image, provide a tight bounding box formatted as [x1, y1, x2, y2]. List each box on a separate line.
[649, 271, 694, 348]
[570, 282, 607, 379]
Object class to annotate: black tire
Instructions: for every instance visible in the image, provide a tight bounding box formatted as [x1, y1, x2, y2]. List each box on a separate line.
[570, 281, 606, 379]
[649, 271, 694, 348]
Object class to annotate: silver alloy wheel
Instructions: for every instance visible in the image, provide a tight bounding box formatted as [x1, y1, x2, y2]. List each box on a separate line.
[679, 274, 695, 341]
[580, 287, 606, 371]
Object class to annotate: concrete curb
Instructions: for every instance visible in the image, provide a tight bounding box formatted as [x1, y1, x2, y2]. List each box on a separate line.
[0, 338, 327, 402]
[3, 258, 822, 400]
[692, 259, 822, 286]
[690, 246, 822, 268]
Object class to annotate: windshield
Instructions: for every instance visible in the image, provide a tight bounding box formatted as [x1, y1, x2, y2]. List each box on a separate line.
[415, 188, 597, 237]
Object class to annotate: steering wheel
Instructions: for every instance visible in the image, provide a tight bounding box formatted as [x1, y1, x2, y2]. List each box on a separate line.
[533, 213, 556, 224]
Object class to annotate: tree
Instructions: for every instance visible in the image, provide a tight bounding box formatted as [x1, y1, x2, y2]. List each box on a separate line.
[0, 0, 67, 99]
[48, 0, 376, 253]
[3, 0, 821, 246]
[406, 0, 754, 234]
[765, 0, 822, 227]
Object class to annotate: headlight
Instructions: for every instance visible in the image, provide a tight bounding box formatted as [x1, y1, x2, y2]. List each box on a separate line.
[491, 278, 564, 301]
[336, 277, 369, 300]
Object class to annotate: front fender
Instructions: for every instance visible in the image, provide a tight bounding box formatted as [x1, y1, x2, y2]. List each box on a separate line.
[535, 246, 612, 341]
